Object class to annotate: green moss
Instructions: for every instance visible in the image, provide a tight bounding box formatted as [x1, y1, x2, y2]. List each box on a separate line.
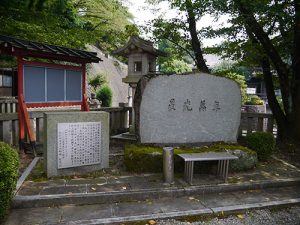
[212, 143, 257, 155]
[124, 143, 257, 173]
[124, 145, 163, 173]
[27, 160, 47, 182]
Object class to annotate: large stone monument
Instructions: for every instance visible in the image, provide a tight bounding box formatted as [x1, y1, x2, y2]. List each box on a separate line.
[44, 111, 109, 177]
[134, 73, 241, 144]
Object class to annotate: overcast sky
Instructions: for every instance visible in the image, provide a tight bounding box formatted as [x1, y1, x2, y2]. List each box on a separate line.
[122, 0, 226, 47]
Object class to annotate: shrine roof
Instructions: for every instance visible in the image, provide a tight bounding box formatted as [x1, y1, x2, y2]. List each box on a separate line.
[0, 35, 102, 63]
[113, 36, 167, 57]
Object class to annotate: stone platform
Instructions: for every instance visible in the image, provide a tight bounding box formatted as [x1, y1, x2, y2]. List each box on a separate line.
[5, 154, 300, 224]
[6, 185, 300, 225]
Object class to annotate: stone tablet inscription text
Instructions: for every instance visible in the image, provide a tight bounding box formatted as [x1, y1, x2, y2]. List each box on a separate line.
[57, 122, 101, 169]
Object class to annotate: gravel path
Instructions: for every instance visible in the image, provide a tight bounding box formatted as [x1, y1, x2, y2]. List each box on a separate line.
[156, 206, 300, 225]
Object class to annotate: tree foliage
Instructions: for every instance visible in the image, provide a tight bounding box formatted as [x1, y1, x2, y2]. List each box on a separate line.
[149, 1, 209, 72]
[158, 39, 192, 74]
[0, 0, 137, 51]
[149, 0, 300, 143]
[88, 73, 107, 93]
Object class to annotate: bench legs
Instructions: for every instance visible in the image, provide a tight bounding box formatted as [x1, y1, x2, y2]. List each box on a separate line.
[184, 161, 194, 185]
[184, 160, 231, 185]
[217, 160, 229, 182]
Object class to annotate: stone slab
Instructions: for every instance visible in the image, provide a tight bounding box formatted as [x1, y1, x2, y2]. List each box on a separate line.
[44, 111, 109, 177]
[134, 73, 241, 144]
[6, 186, 300, 225]
[12, 178, 300, 208]
[40, 185, 87, 195]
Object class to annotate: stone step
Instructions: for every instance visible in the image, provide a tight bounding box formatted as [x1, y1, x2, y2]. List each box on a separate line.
[6, 185, 300, 225]
[111, 132, 137, 141]
[12, 178, 300, 209]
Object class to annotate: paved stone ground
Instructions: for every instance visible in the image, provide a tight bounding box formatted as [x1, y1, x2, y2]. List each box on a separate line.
[5, 186, 300, 225]
[17, 156, 300, 197]
[9, 147, 300, 225]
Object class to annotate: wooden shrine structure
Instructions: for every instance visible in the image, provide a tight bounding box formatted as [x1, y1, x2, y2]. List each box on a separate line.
[0, 35, 102, 154]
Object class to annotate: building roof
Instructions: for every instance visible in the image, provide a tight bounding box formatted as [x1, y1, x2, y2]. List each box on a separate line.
[113, 36, 167, 57]
[247, 76, 263, 84]
[0, 35, 102, 63]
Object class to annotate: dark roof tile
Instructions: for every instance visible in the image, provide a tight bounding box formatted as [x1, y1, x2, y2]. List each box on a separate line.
[0, 35, 101, 63]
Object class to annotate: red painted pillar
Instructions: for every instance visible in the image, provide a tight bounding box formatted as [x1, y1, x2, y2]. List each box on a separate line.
[81, 63, 89, 111]
[17, 57, 25, 149]
[82, 63, 86, 97]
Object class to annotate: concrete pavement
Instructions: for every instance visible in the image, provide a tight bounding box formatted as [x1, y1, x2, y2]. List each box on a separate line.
[5, 185, 300, 225]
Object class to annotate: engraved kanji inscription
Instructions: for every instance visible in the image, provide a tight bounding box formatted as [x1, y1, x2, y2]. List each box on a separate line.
[183, 99, 193, 111]
[57, 122, 101, 169]
[212, 101, 221, 112]
[199, 100, 207, 111]
[168, 98, 176, 111]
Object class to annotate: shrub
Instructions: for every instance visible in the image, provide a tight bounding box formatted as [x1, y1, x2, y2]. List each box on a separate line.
[246, 132, 275, 161]
[88, 74, 106, 93]
[245, 95, 264, 105]
[96, 85, 113, 107]
[0, 142, 19, 222]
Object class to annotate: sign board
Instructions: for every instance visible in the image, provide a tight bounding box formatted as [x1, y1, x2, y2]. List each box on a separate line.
[23, 65, 82, 103]
[57, 122, 101, 169]
[246, 88, 256, 94]
[44, 111, 109, 177]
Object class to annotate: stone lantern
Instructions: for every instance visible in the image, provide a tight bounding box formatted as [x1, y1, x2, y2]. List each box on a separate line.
[114, 36, 167, 136]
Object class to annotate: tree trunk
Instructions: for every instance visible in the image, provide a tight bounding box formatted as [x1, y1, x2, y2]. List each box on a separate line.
[261, 59, 285, 125]
[185, 0, 209, 73]
[290, 0, 300, 142]
[236, 0, 300, 144]
[263, 59, 300, 142]
[235, 0, 291, 115]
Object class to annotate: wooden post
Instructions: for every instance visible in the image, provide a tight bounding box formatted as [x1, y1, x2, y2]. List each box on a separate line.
[81, 63, 90, 112]
[19, 94, 37, 156]
[257, 117, 264, 131]
[267, 117, 274, 133]
[247, 117, 253, 135]
[17, 57, 25, 150]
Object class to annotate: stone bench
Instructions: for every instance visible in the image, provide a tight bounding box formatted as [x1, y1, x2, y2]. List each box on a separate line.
[178, 152, 238, 185]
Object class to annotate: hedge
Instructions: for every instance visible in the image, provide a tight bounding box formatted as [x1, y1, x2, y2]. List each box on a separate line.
[246, 132, 275, 161]
[0, 142, 19, 222]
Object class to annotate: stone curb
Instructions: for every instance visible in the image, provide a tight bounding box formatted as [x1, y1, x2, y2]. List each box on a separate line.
[12, 178, 300, 209]
[47, 198, 300, 225]
[16, 157, 41, 193]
